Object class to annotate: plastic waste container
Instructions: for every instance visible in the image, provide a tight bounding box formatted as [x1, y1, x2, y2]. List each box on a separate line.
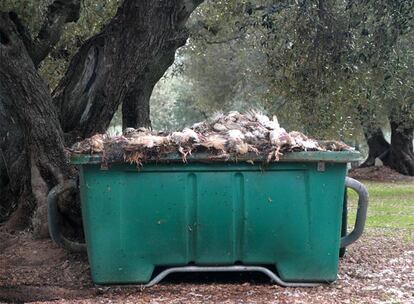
[49, 151, 368, 287]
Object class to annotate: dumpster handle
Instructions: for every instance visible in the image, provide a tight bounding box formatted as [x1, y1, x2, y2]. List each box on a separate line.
[47, 180, 87, 252]
[340, 177, 369, 248]
[144, 266, 322, 287]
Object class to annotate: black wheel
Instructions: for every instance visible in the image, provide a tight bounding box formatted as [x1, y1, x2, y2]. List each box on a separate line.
[339, 188, 347, 258]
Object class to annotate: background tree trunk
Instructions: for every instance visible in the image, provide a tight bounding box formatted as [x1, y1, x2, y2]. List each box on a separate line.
[360, 127, 390, 167]
[122, 45, 180, 129]
[122, 82, 153, 129]
[386, 119, 414, 176]
[360, 118, 414, 176]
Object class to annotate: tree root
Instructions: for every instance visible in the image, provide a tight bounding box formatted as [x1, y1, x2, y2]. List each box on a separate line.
[31, 156, 70, 239]
[31, 159, 50, 238]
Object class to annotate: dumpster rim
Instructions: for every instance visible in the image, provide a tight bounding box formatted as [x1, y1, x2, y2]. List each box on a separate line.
[70, 150, 362, 165]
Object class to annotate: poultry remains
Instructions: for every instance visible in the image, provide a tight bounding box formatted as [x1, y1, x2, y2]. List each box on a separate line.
[69, 111, 352, 166]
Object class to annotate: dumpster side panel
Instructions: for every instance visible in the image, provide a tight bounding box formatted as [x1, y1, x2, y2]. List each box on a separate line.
[267, 163, 346, 282]
[81, 167, 190, 283]
[239, 163, 345, 282]
[80, 162, 346, 284]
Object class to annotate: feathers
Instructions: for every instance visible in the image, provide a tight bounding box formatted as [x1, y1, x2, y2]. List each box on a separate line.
[200, 134, 227, 152]
[69, 134, 105, 154]
[213, 123, 228, 132]
[227, 129, 245, 142]
[128, 135, 168, 148]
[70, 111, 352, 165]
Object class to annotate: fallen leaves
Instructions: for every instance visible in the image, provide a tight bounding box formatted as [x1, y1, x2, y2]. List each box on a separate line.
[1, 231, 413, 303]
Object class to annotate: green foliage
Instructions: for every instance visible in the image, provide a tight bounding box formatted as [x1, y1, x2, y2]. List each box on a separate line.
[0, 0, 49, 34]
[151, 0, 272, 131]
[152, 0, 412, 142]
[344, 0, 414, 129]
[259, 0, 355, 137]
[150, 75, 208, 131]
[2, 0, 412, 137]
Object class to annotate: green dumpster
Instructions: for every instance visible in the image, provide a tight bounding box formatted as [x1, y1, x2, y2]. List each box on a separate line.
[50, 151, 368, 286]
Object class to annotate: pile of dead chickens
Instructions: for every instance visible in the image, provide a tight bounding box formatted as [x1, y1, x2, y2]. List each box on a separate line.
[69, 111, 352, 165]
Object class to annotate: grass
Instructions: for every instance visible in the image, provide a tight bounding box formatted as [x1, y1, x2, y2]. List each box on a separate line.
[347, 181, 414, 240]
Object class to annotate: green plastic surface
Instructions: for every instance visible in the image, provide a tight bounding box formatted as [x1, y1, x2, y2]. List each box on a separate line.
[71, 150, 361, 165]
[78, 152, 358, 284]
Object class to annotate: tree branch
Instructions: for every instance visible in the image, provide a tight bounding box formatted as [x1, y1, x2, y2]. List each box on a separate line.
[6, 1, 80, 68]
[7, 12, 35, 52]
[31, 0, 81, 68]
[54, 0, 204, 140]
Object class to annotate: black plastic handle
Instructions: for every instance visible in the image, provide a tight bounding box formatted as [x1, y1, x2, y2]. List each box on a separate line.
[47, 180, 87, 252]
[340, 177, 369, 248]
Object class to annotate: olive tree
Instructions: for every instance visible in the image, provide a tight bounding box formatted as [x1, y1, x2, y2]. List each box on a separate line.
[0, 0, 204, 236]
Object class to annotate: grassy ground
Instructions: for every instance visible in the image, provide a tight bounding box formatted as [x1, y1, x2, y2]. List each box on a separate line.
[348, 181, 414, 241]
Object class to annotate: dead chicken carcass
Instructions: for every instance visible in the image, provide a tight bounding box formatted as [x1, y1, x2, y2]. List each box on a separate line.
[69, 134, 105, 154]
[226, 129, 258, 155]
[288, 131, 321, 151]
[199, 134, 227, 154]
[127, 135, 169, 149]
[70, 111, 352, 165]
[171, 128, 201, 162]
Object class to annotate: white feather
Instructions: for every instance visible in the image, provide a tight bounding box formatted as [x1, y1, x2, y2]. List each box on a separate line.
[183, 128, 199, 142]
[228, 129, 245, 141]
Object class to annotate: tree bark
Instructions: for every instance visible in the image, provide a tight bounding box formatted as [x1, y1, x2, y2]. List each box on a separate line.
[360, 117, 414, 176]
[387, 119, 414, 176]
[0, 102, 27, 228]
[122, 82, 153, 129]
[0, 12, 71, 236]
[0, 0, 82, 231]
[1, 0, 204, 235]
[8, 0, 81, 68]
[121, 38, 181, 129]
[360, 127, 390, 167]
[54, 0, 204, 142]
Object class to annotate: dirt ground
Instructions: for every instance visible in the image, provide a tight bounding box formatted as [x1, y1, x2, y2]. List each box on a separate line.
[348, 166, 414, 182]
[0, 229, 413, 304]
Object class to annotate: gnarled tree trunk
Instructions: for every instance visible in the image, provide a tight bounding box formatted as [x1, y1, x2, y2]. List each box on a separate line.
[360, 117, 414, 176]
[0, 101, 25, 225]
[360, 127, 390, 167]
[387, 119, 414, 176]
[0, 12, 71, 236]
[0, 0, 204, 237]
